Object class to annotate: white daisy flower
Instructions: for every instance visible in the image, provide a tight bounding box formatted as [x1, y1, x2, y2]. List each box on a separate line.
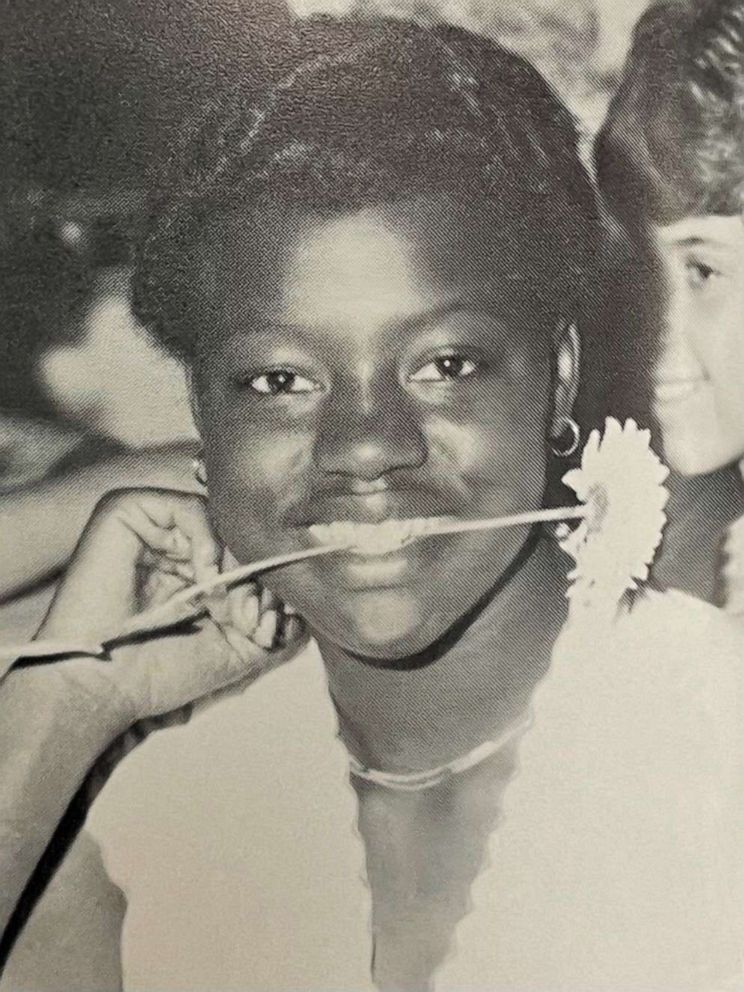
[559, 418, 670, 618]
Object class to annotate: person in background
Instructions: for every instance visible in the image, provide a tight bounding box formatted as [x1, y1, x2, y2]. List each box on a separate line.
[594, 0, 744, 601]
[0, 220, 198, 618]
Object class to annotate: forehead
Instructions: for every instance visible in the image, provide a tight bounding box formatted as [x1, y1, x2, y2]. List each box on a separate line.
[654, 214, 744, 251]
[191, 195, 544, 331]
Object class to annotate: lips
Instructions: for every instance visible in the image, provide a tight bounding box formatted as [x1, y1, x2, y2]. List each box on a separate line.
[302, 518, 443, 590]
[308, 516, 454, 556]
[654, 377, 706, 403]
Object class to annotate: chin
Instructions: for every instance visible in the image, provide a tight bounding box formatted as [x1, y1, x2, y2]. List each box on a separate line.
[314, 589, 445, 662]
[664, 434, 740, 478]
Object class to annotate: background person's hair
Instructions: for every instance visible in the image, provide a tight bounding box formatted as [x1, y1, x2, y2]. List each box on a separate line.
[132, 16, 600, 363]
[595, 0, 744, 231]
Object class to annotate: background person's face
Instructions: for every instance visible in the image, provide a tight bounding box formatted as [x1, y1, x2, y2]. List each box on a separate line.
[652, 215, 744, 476]
[193, 197, 554, 660]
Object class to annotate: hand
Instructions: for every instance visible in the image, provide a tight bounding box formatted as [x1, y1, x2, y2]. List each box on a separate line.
[35, 488, 307, 727]
[0, 438, 203, 603]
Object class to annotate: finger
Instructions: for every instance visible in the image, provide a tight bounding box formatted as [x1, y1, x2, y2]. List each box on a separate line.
[251, 608, 279, 649]
[259, 585, 280, 616]
[170, 562, 197, 583]
[199, 590, 227, 627]
[121, 492, 222, 580]
[141, 548, 196, 582]
[227, 583, 260, 637]
[141, 570, 190, 609]
[126, 496, 224, 624]
[160, 497, 221, 582]
[115, 502, 194, 561]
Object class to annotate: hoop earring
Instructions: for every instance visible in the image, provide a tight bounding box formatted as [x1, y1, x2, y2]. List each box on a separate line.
[550, 416, 580, 458]
[192, 455, 208, 487]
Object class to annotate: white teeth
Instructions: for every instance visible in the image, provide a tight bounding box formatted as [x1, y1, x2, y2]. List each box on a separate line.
[654, 379, 703, 403]
[308, 518, 440, 556]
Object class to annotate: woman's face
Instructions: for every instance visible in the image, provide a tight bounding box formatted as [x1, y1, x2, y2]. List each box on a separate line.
[652, 214, 744, 476]
[192, 196, 556, 660]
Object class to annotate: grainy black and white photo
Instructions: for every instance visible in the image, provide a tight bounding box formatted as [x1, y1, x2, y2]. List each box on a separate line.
[1, 1, 743, 988]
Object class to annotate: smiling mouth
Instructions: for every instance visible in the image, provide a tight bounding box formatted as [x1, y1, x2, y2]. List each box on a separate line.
[307, 517, 454, 556]
[654, 378, 707, 403]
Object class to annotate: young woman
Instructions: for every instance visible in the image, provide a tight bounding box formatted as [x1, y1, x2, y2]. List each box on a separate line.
[595, 0, 744, 601]
[1, 16, 741, 991]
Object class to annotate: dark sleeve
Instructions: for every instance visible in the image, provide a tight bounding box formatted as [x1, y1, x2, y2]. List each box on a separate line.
[45, 432, 127, 479]
[651, 465, 744, 605]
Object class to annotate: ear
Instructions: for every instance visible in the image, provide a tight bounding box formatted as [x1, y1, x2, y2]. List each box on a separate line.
[550, 321, 581, 434]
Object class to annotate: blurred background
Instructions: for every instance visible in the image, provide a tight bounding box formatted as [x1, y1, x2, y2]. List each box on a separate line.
[0, 0, 652, 490]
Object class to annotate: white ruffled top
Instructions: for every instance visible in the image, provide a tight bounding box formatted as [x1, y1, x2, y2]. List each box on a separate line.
[6, 587, 744, 991]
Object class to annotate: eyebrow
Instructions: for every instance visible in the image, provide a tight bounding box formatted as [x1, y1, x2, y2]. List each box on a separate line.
[672, 235, 737, 251]
[397, 298, 509, 334]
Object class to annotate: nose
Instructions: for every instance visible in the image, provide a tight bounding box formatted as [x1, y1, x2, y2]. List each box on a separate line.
[313, 381, 428, 481]
[657, 281, 700, 379]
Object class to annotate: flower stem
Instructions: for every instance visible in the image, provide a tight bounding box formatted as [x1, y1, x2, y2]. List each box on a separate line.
[424, 504, 586, 538]
[4, 506, 589, 661]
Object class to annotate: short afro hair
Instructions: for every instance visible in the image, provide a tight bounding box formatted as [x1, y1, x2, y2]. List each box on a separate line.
[133, 16, 600, 361]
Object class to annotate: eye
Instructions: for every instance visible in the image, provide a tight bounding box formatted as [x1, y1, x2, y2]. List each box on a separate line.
[244, 369, 321, 395]
[409, 354, 478, 383]
[685, 258, 720, 290]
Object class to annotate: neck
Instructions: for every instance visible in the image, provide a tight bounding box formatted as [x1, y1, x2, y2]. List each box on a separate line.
[317, 532, 568, 774]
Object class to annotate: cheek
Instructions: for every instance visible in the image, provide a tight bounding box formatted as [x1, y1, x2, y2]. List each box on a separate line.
[198, 403, 312, 555]
[429, 416, 545, 485]
[703, 298, 744, 396]
[427, 372, 550, 505]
